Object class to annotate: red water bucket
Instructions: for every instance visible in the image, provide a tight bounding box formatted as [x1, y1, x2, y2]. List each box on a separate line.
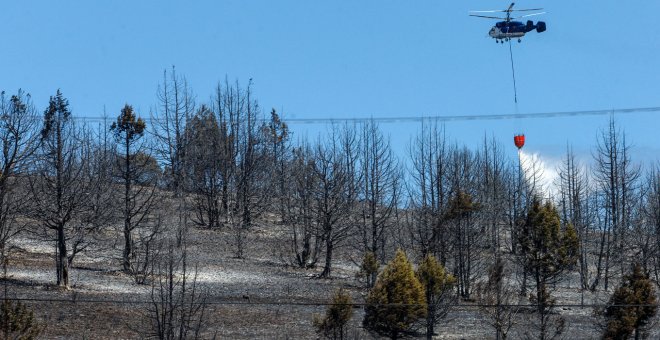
[514, 134, 525, 149]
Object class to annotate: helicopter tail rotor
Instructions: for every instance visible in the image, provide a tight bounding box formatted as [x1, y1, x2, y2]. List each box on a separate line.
[536, 21, 546, 33]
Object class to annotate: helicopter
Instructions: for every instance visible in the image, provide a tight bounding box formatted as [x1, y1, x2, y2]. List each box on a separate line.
[470, 3, 546, 43]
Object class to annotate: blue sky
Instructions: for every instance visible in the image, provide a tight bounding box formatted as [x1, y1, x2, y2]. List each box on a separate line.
[1, 0, 658, 168]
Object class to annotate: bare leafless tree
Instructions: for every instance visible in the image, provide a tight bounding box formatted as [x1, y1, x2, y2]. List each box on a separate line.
[231, 83, 270, 259]
[476, 257, 520, 340]
[284, 143, 322, 268]
[556, 146, 596, 299]
[406, 122, 452, 262]
[264, 109, 290, 223]
[446, 148, 485, 300]
[29, 90, 95, 287]
[187, 105, 224, 229]
[474, 137, 521, 339]
[630, 186, 654, 276]
[0, 90, 38, 266]
[151, 67, 196, 248]
[476, 136, 509, 255]
[641, 166, 660, 284]
[503, 160, 525, 259]
[209, 79, 270, 258]
[129, 212, 166, 285]
[152, 67, 195, 196]
[314, 130, 355, 278]
[448, 195, 481, 300]
[592, 118, 640, 290]
[68, 123, 119, 269]
[209, 81, 237, 218]
[357, 120, 400, 266]
[145, 242, 208, 339]
[111, 104, 161, 273]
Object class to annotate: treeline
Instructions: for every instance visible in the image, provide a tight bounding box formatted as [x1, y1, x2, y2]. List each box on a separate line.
[0, 70, 658, 339]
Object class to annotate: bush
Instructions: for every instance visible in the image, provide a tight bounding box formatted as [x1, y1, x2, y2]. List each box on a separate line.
[358, 251, 379, 288]
[363, 249, 426, 339]
[602, 263, 657, 340]
[313, 288, 354, 339]
[0, 299, 41, 340]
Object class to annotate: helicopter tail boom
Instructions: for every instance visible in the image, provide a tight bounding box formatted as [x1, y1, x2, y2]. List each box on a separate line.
[524, 20, 546, 33]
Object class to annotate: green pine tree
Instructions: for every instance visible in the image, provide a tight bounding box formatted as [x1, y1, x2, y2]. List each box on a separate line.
[519, 198, 579, 303]
[603, 263, 657, 340]
[358, 251, 379, 288]
[416, 254, 456, 340]
[517, 198, 579, 339]
[313, 288, 354, 339]
[562, 223, 580, 270]
[363, 249, 426, 339]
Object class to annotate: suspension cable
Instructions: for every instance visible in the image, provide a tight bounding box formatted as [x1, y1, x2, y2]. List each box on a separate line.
[508, 39, 518, 104]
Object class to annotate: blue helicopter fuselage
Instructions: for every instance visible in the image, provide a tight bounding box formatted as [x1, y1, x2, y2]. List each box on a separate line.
[489, 20, 546, 40]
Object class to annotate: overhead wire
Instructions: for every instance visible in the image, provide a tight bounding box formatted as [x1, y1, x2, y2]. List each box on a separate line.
[2, 296, 659, 308]
[59, 106, 660, 125]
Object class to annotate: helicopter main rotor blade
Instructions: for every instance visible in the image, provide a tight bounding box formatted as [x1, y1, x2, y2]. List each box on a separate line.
[470, 7, 543, 13]
[512, 12, 546, 19]
[469, 14, 507, 20]
[469, 10, 510, 13]
[510, 8, 544, 12]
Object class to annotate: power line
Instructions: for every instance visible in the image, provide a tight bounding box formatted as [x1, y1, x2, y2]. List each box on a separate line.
[3, 296, 659, 308]
[282, 106, 660, 124]
[62, 106, 660, 125]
